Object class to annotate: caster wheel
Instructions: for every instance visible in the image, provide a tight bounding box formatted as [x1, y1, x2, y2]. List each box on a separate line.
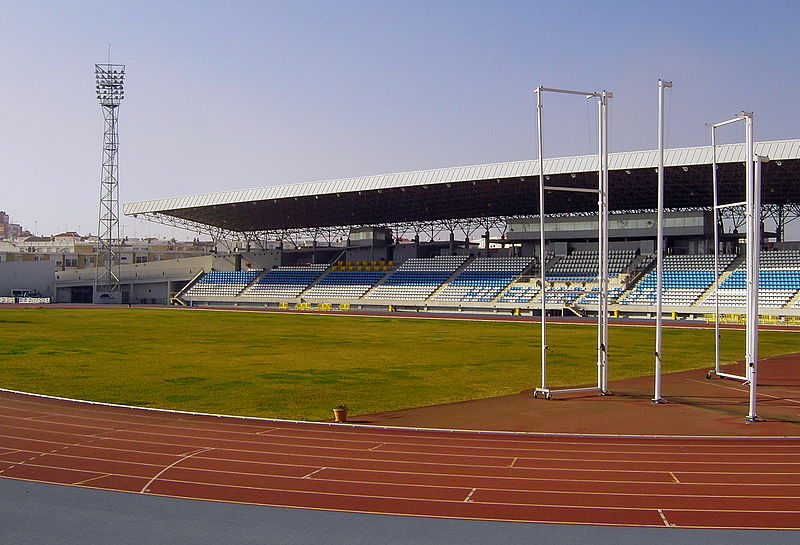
[545, 393, 552, 400]
[533, 391, 539, 399]
[706, 370, 713, 379]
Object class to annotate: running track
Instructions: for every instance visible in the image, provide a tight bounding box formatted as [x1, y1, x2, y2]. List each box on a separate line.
[1, 390, 799, 530]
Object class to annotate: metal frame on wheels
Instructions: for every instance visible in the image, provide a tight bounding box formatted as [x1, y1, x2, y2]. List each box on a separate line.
[704, 113, 766, 422]
[532, 86, 612, 400]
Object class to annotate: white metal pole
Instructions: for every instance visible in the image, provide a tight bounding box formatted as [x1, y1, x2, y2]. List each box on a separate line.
[600, 91, 610, 393]
[653, 79, 671, 403]
[596, 94, 604, 390]
[748, 154, 766, 421]
[711, 126, 721, 376]
[535, 87, 547, 392]
[743, 113, 755, 388]
[744, 112, 756, 414]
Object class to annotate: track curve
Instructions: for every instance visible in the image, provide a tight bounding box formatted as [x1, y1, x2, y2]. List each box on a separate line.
[1, 389, 798, 530]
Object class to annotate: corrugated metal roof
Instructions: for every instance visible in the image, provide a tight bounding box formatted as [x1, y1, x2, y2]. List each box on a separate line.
[124, 139, 800, 215]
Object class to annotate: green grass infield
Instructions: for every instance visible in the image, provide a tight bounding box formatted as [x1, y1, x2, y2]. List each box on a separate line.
[1, 307, 797, 421]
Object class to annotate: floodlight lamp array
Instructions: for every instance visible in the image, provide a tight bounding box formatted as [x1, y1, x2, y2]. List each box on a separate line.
[95, 64, 125, 106]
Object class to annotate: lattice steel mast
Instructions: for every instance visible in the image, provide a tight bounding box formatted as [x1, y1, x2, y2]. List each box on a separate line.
[94, 64, 125, 300]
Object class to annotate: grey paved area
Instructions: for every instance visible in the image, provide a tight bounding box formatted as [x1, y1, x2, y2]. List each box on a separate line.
[2, 478, 799, 545]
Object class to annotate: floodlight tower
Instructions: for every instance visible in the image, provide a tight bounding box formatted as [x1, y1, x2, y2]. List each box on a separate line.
[94, 64, 125, 302]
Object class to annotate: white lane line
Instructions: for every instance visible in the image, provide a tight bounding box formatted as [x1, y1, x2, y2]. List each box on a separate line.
[688, 378, 800, 405]
[509, 457, 518, 467]
[302, 467, 326, 479]
[18, 424, 799, 468]
[256, 427, 280, 435]
[658, 508, 671, 526]
[139, 447, 212, 493]
[7, 410, 794, 457]
[73, 473, 113, 486]
[5, 431, 800, 487]
[369, 443, 386, 451]
[5, 417, 797, 459]
[670, 472, 681, 483]
[14, 454, 800, 513]
[3, 395, 800, 450]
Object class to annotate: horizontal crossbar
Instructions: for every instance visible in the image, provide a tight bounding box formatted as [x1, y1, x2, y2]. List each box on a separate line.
[544, 186, 600, 194]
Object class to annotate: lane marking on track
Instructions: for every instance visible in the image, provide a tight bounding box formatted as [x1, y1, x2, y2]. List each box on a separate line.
[657, 508, 671, 526]
[509, 457, 518, 467]
[6, 432, 800, 489]
[256, 427, 280, 435]
[15, 456, 800, 501]
[8, 406, 792, 455]
[73, 473, 113, 486]
[369, 443, 386, 451]
[4, 393, 800, 447]
[17, 422, 799, 469]
[302, 467, 326, 479]
[670, 472, 681, 483]
[5, 416, 797, 459]
[92, 472, 800, 515]
[464, 488, 477, 502]
[688, 378, 800, 405]
[139, 447, 212, 494]
[9, 471, 800, 530]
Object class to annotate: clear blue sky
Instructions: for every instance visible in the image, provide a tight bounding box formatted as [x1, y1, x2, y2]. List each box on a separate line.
[2, 0, 799, 239]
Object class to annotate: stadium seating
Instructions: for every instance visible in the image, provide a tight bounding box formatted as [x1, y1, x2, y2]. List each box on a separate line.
[702, 250, 800, 309]
[304, 270, 387, 299]
[622, 254, 736, 306]
[498, 285, 540, 304]
[240, 265, 327, 298]
[433, 257, 535, 302]
[577, 287, 624, 305]
[184, 270, 263, 298]
[546, 249, 637, 281]
[366, 256, 468, 300]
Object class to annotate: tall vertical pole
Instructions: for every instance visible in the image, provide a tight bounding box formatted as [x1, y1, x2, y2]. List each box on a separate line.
[94, 64, 125, 302]
[743, 113, 755, 386]
[601, 90, 610, 393]
[748, 154, 766, 421]
[535, 87, 547, 391]
[711, 127, 722, 376]
[596, 95, 604, 390]
[743, 110, 760, 422]
[597, 92, 610, 393]
[653, 79, 671, 403]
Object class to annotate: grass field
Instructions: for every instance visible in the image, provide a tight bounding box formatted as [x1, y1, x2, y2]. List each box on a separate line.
[1, 307, 797, 421]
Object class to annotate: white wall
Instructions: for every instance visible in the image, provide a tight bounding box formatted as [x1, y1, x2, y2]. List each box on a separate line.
[0, 260, 56, 298]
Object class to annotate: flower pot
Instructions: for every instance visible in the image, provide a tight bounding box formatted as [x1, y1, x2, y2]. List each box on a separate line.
[332, 408, 348, 423]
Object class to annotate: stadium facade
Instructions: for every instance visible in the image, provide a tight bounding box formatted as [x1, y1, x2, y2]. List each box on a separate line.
[38, 140, 800, 321]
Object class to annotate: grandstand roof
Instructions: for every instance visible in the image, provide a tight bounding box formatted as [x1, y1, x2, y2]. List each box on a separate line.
[124, 140, 800, 232]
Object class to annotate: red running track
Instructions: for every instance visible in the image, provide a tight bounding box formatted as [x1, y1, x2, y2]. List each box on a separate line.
[0, 389, 799, 530]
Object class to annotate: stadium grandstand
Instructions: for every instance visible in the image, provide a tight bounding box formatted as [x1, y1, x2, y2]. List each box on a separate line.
[99, 139, 800, 321]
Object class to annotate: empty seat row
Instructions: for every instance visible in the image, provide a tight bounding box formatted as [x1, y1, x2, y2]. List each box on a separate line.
[185, 269, 262, 298]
